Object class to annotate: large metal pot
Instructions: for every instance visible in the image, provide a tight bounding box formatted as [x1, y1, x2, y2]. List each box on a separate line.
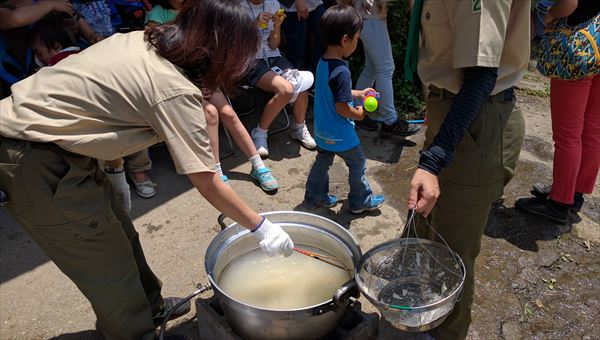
[205, 211, 362, 340]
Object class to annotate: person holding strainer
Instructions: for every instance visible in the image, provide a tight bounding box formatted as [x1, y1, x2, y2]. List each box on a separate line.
[405, 0, 529, 338]
[0, 1, 293, 339]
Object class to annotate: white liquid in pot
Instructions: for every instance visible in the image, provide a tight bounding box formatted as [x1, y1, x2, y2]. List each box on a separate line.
[218, 246, 352, 310]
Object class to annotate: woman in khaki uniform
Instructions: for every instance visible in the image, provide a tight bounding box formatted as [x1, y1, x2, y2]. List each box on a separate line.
[406, 0, 530, 338]
[0, 1, 294, 339]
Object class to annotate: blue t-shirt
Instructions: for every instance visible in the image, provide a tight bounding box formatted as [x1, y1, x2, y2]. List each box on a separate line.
[314, 58, 360, 152]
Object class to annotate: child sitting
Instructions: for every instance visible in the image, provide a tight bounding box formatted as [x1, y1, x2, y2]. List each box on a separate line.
[29, 16, 80, 66]
[241, 0, 316, 158]
[201, 87, 279, 192]
[145, 0, 185, 28]
[303, 5, 384, 214]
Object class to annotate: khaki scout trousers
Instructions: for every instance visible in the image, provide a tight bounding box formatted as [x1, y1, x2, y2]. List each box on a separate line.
[0, 139, 162, 340]
[416, 87, 525, 340]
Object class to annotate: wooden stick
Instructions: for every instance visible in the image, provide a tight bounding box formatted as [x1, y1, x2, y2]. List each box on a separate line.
[293, 247, 350, 271]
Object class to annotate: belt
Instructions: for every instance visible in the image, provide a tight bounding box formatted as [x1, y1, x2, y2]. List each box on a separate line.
[429, 86, 515, 103]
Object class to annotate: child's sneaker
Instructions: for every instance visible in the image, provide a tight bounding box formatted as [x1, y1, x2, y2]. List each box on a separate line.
[303, 195, 337, 210]
[251, 127, 269, 158]
[350, 195, 385, 214]
[250, 167, 279, 192]
[220, 174, 231, 187]
[291, 124, 317, 150]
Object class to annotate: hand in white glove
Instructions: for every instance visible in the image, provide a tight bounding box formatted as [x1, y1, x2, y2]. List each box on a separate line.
[104, 170, 132, 212]
[251, 218, 294, 257]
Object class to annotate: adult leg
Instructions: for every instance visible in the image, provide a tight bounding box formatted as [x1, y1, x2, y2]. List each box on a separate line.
[575, 75, 600, 196]
[126, 149, 152, 174]
[356, 19, 397, 125]
[281, 10, 307, 70]
[305, 5, 325, 75]
[548, 77, 591, 204]
[0, 140, 159, 340]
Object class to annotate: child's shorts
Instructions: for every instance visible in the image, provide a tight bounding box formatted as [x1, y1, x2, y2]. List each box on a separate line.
[243, 56, 294, 88]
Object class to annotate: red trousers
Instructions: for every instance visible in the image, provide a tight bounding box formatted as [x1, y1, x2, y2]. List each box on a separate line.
[549, 75, 600, 204]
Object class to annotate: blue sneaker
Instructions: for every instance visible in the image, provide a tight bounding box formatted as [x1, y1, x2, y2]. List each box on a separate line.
[350, 195, 385, 214]
[250, 167, 279, 192]
[303, 195, 337, 210]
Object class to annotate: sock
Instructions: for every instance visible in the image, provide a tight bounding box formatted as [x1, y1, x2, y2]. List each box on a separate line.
[255, 126, 268, 134]
[293, 122, 305, 130]
[212, 162, 224, 176]
[249, 154, 265, 170]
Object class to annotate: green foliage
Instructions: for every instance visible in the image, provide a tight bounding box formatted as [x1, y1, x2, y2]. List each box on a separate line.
[348, 0, 425, 118]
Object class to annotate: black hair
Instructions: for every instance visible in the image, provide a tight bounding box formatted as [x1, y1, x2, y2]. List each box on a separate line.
[29, 16, 76, 50]
[320, 5, 362, 46]
[146, 0, 260, 92]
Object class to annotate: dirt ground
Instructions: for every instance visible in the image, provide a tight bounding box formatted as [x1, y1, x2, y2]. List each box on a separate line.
[1, 69, 598, 340]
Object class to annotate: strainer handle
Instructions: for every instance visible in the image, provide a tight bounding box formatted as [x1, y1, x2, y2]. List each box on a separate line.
[403, 209, 464, 277]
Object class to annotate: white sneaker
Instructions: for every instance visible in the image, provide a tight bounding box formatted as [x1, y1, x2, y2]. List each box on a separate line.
[251, 127, 269, 158]
[291, 124, 316, 150]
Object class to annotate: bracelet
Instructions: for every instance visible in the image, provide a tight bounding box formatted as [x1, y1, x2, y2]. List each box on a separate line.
[251, 217, 266, 232]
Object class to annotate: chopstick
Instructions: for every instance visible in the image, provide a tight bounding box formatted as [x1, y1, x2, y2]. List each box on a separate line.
[293, 247, 350, 271]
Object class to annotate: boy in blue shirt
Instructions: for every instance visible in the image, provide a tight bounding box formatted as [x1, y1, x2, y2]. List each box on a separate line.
[303, 5, 385, 214]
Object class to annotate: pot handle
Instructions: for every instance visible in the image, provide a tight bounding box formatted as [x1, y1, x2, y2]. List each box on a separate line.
[217, 214, 229, 231]
[313, 280, 359, 315]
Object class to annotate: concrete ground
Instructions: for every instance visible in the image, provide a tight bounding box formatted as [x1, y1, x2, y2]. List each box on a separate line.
[1, 70, 598, 339]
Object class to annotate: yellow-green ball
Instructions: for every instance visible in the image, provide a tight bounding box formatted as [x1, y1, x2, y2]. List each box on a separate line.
[364, 96, 378, 112]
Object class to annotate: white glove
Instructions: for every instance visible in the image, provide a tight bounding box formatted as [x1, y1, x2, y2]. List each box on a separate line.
[105, 170, 132, 212]
[252, 218, 294, 257]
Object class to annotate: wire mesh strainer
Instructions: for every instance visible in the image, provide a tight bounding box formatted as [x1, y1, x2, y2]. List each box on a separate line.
[356, 210, 466, 332]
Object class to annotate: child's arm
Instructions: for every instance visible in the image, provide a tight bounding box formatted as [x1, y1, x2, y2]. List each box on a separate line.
[0, 0, 72, 29]
[268, 11, 283, 50]
[78, 18, 102, 44]
[351, 87, 376, 100]
[336, 102, 365, 121]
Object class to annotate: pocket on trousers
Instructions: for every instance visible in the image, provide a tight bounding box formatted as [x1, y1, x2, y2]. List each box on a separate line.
[33, 213, 104, 244]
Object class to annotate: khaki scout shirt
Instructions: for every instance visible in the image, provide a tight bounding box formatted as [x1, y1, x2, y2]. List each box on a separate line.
[0, 31, 214, 175]
[417, 0, 530, 95]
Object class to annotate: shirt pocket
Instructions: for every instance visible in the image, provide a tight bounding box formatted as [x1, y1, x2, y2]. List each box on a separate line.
[420, 1, 451, 56]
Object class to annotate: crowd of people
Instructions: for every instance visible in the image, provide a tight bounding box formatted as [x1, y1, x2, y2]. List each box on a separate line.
[0, 0, 598, 339]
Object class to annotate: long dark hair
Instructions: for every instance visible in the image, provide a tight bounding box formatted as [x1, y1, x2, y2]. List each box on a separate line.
[145, 0, 259, 91]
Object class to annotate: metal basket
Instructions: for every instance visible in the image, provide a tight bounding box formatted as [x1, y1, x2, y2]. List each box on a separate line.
[355, 211, 466, 332]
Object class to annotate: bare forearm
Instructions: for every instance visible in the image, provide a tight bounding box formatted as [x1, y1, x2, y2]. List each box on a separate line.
[187, 171, 263, 230]
[335, 102, 364, 120]
[0, 3, 53, 29]
[78, 19, 98, 42]
[268, 28, 281, 50]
